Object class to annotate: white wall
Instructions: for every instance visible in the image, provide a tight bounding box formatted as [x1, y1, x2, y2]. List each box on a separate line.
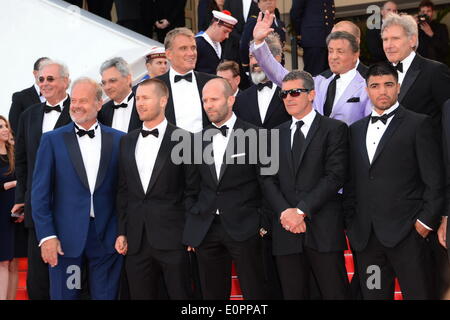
[1, 0, 162, 117]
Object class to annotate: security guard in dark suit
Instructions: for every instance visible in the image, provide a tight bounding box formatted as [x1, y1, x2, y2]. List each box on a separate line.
[290, 0, 335, 76]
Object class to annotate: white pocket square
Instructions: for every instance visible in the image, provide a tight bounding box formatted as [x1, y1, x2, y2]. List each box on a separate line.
[230, 153, 246, 158]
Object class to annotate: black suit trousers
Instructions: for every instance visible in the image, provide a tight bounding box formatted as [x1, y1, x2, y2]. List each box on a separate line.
[195, 215, 269, 300]
[125, 229, 192, 300]
[26, 228, 50, 300]
[355, 229, 432, 300]
[276, 247, 350, 300]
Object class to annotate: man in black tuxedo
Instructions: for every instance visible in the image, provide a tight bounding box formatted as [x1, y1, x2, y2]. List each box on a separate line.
[98, 57, 141, 133]
[153, 0, 187, 43]
[12, 60, 72, 299]
[382, 13, 450, 298]
[9, 57, 49, 135]
[157, 28, 217, 133]
[344, 62, 445, 299]
[195, 10, 237, 75]
[235, 33, 290, 129]
[182, 78, 269, 299]
[115, 79, 198, 299]
[381, 13, 450, 133]
[263, 70, 350, 299]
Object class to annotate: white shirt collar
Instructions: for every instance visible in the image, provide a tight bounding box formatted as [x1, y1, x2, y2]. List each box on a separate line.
[371, 101, 400, 117]
[335, 65, 357, 82]
[114, 90, 133, 105]
[212, 112, 237, 133]
[201, 32, 220, 50]
[290, 108, 316, 130]
[46, 95, 68, 108]
[74, 121, 99, 133]
[169, 67, 194, 82]
[396, 51, 416, 73]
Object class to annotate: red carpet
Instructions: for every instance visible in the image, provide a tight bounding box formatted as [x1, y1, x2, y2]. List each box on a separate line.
[15, 252, 403, 300]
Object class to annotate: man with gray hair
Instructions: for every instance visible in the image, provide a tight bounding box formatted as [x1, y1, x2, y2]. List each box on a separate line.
[249, 12, 372, 126]
[31, 77, 125, 299]
[381, 13, 450, 133]
[98, 57, 142, 133]
[263, 70, 350, 299]
[234, 32, 290, 129]
[382, 12, 450, 299]
[13, 60, 72, 299]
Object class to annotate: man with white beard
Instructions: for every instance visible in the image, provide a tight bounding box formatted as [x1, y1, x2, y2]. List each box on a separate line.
[233, 32, 290, 129]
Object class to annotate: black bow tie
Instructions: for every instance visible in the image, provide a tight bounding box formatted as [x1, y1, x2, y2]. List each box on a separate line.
[371, 110, 397, 124]
[141, 128, 159, 138]
[174, 73, 193, 83]
[393, 62, 403, 73]
[44, 105, 61, 113]
[112, 103, 128, 109]
[75, 124, 97, 138]
[257, 81, 273, 91]
[214, 125, 229, 137]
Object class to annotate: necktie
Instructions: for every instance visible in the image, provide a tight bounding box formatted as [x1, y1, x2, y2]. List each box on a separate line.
[291, 120, 305, 170]
[371, 109, 397, 124]
[75, 125, 96, 138]
[214, 125, 229, 137]
[44, 105, 61, 113]
[174, 73, 193, 83]
[257, 81, 273, 91]
[141, 128, 159, 138]
[323, 75, 340, 117]
[393, 62, 403, 73]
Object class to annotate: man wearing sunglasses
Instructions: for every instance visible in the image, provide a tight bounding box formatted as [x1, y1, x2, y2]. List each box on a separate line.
[249, 11, 372, 126]
[264, 70, 350, 299]
[12, 60, 72, 299]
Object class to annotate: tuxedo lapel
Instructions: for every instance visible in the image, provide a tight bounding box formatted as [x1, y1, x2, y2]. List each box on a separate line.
[194, 72, 211, 128]
[126, 130, 146, 195]
[127, 99, 141, 132]
[356, 117, 371, 169]
[203, 130, 219, 185]
[30, 104, 45, 147]
[54, 97, 72, 129]
[249, 87, 263, 127]
[94, 126, 113, 191]
[398, 56, 421, 102]
[146, 124, 174, 194]
[217, 123, 238, 183]
[263, 87, 280, 125]
[294, 114, 321, 174]
[101, 101, 115, 126]
[63, 126, 90, 190]
[161, 72, 176, 125]
[371, 107, 405, 167]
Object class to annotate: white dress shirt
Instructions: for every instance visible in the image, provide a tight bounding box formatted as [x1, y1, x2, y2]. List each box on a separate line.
[111, 91, 134, 133]
[257, 84, 277, 124]
[290, 109, 317, 215]
[76, 122, 101, 218]
[395, 51, 416, 87]
[242, 0, 252, 22]
[169, 67, 203, 133]
[135, 119, 167, 193]
[334, 67, 357, 108]
[42, 95, 68, 133]
[212, 113, 237, 214]
[366, 102, 432, 231]
[34, 83, 46, 103]
[290, 109, 316, 148]
[201, 32, 221, 58]
[39, 122, 101, 246]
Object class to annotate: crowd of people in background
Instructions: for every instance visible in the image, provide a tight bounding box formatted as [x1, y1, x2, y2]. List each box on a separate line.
[1, 0, 450, 301]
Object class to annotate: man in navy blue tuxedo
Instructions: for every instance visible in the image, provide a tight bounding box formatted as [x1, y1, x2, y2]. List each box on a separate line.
[31, 77, 125, 300]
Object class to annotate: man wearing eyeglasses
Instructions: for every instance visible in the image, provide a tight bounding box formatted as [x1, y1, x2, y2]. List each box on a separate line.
[249, 11, 372, 126]
[263, 70, 350, 299]
[12, 60, 72, 299]
[98, 57, 142, 134]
